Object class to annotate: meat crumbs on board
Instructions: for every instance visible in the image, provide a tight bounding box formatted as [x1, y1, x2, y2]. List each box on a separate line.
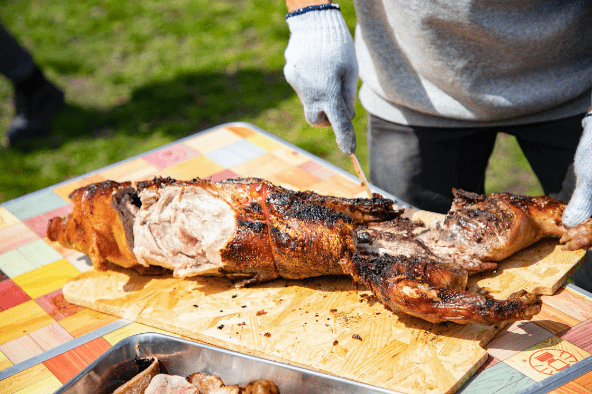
[47, 176, 592, 325]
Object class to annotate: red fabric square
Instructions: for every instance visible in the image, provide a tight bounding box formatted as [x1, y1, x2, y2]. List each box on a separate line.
[559, 319, 592, 352]
[23, 205, 73, 238]
[36, 288, 84, 320]
[0, 279, 31, 310]
[143, 144, 199, 170]
[207, 169, 238, 182]
[298, 160, 335, 180]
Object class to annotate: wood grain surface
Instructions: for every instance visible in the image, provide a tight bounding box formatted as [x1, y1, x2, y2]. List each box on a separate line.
[62, 211, 586, 394]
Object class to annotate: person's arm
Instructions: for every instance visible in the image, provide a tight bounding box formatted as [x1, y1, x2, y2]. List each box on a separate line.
[563, 97, 592, 227]
[283, 1, 359, 154]
[286, 0, 331, 12]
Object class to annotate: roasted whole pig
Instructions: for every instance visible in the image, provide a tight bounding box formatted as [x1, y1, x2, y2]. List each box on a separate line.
[47, 177, 592, 325]
[48, 177, 398, 285]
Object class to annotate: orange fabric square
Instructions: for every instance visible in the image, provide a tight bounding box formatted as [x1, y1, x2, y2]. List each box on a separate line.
[72, 336, 111, 365]
[227, 125, 256, 138]
[574, 370, 592, 389]
[549, 381, 592, 393]
[43, 349, 88, 384]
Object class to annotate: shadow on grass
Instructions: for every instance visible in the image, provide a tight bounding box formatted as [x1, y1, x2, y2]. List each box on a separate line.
[11, 67, 294, 150]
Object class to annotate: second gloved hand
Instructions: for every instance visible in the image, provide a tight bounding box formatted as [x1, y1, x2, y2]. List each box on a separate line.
[284, 4, 358, 154]
[563, 113, 592, 227]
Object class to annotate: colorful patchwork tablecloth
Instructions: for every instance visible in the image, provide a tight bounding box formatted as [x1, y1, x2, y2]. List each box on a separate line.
[0, 123, 591, 394]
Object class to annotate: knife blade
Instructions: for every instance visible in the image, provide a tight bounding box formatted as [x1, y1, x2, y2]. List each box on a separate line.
[349, 153, 373, 198]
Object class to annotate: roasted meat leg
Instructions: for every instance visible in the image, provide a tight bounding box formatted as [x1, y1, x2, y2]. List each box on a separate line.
[346, 254, 541, 325]
[359, 189, 590, 276]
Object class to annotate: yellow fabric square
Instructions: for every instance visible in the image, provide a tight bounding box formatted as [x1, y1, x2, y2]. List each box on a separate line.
[0, 208, 19, 230]
[99, 158, 159, 182]
[103, 322, 174, 346]
[311, 175, 365, 198]
[270, 146, 309, 167]
[13, 375, 62, 394]
[0, 301, 54, 345]
[268, 167, 322, 191]
[13, 259, 80, 299]
[162, 155, 225, 181]
[183, 128, 242, 153]
[53, 174, 105, 201]
[0, 350, 13, 371]
[0, 363, 54, 393]
[246, 133, 283, 151]
[231, 153, 292, 180]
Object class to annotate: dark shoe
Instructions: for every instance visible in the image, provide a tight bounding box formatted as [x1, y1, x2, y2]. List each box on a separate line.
[4, 74, 64, 147]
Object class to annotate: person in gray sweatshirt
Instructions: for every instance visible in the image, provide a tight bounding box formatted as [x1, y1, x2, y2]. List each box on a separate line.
[283, 0, 592, 292]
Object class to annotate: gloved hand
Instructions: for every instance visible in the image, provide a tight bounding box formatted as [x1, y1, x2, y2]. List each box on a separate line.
[563, 113, 592, 227]
[284, 4, 358, 154]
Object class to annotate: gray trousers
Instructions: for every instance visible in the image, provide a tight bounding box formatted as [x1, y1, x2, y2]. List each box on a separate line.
[367, 112, 592, 292]
[0, 24, 34, 83]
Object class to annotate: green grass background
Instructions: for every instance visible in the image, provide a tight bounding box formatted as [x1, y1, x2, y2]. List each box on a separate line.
[0, 0, 543, 203]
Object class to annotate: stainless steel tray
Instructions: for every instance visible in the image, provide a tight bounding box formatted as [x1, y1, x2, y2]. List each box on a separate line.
[54, 332, 400, 394]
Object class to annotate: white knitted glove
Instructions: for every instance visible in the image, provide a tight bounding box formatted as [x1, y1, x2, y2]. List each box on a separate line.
[563, 113, 592, 227]
[284, 4, 358, 154]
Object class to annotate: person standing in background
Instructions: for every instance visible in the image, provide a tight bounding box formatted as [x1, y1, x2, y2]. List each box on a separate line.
[1, 24, 64, 147]
[282, 0, 592, 292]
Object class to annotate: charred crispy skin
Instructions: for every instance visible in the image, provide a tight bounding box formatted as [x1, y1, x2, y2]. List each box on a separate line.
[440, 189, 566, 262]
[348, 254, 541, 325]
[47, 178, 591, 325]
[360, 189, 582, 277]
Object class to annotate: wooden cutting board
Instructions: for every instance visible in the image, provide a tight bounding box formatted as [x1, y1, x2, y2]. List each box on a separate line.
[62, 210, 585, 394]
